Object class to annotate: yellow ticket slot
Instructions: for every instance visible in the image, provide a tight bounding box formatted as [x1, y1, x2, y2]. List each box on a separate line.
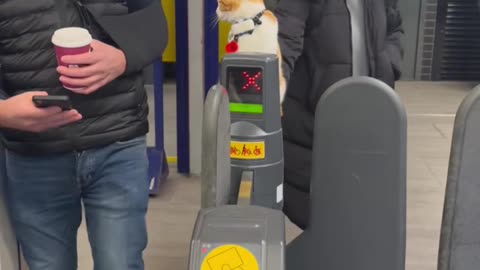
[239, 181, 252, 199]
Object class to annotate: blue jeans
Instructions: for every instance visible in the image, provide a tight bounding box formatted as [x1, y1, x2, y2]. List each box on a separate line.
[4, 136, 149, 270]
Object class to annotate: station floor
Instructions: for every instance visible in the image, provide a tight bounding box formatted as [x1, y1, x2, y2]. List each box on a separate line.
[75, 80, 477, 270]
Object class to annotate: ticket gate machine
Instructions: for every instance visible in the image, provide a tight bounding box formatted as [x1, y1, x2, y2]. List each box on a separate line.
[194, 53, 407, 270]
[194, 53, 286, 270]
[220, 53, 284, 210]
[188, 206, 285, 270]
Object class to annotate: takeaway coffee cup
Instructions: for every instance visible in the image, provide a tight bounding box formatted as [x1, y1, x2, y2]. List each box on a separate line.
[51, 27, 92, 90]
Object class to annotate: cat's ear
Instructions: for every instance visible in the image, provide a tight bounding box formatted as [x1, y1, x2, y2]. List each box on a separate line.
[217, 0, 242, 12]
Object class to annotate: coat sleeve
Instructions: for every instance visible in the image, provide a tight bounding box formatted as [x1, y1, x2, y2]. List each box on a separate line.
[92, 0, 168, 74]
[275, 0, 311, 82]
[385, 0, 404, 80]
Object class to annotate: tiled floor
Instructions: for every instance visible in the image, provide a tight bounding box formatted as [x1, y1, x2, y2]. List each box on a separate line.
[76, 81, 477, 270]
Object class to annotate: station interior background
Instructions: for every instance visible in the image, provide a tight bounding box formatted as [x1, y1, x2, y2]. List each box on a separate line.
[1, 0, 480, 270]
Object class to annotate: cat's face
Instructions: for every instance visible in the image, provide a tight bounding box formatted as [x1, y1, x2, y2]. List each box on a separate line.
[217, 0, 265, 21]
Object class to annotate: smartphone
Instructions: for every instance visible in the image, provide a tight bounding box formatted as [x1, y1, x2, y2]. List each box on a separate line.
[32, 95, 72, 111]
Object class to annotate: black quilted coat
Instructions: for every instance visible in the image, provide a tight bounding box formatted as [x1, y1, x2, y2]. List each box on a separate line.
[277, 0, 403, 229]
[0, 0, 167, 154]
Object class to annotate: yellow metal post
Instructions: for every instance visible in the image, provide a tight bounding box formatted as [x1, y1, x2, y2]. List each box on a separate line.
[218, 22, 231, 61]
[161, 0, 176, 62]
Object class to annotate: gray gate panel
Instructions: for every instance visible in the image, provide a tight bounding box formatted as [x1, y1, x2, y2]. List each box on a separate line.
[188, 205, 285, 270]
[288, 77, 407, 270]
[438, 85, 480, 270]
[201, 84, 231, 209]
[0, 146, 20, 270]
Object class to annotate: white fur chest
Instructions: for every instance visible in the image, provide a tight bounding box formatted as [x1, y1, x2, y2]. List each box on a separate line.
[227, 16, 278, 54]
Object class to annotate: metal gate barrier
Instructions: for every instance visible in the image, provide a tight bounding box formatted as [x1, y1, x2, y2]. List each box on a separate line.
[195, 54, 407, 269]
[195, 81, 286, 270]
[220, 53, 284, 210]
[201, 84, 231, 209]
[438, 85, 480, 270]
[188, 205, 285, 270]
[0, 146, 20, 270]
[287, 77, 407, 270]
[201, 53, 285, 210]
[193, 53, 286, 270]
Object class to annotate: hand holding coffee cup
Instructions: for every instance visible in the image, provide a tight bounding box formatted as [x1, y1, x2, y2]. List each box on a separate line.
[52, 27, 92, 91]
[53, 28, 127, 95]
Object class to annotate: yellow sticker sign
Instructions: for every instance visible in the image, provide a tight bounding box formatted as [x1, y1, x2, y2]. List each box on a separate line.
[201, 244, 259, 270]
[230, 141, 265, 160]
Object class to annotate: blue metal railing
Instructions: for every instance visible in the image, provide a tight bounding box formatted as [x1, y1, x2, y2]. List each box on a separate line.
[204, 0, 220, 97]
[175, 0, 190, 174]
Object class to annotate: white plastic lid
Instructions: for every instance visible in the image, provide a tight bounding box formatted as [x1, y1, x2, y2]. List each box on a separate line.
[51, 27, 92, 48]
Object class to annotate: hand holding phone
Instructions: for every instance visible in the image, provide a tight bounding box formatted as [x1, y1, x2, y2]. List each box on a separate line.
[32, 95, 72, 111]
[0, 92, 81, 132]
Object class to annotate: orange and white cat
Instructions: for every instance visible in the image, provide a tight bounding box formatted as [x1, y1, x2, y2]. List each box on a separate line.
[217, 0, 287, 105]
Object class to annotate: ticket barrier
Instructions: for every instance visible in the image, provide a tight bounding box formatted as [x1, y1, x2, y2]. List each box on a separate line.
[438, 85, 480, 270]
[194, 52, 286, 269]
[220, 53, 284, 211]
[188, 205, 285, 270]
[192, 53, 407, 270]
[0, 147, 20, 270]
[287, 77, 407, 270]
[201, 84, 231, 209]
[200, 53, 284, 210]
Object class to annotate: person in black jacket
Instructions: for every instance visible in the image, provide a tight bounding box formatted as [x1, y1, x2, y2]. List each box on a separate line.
[0, 1, 167, 269]
[277, 0, 403, 230]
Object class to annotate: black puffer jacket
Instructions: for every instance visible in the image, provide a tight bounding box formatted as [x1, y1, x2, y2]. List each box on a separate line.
[277, 0, 403, 229]
[0, 0, 167, 154]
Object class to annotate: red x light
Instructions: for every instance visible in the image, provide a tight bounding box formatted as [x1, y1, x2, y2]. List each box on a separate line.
[241, 71, 262, 92]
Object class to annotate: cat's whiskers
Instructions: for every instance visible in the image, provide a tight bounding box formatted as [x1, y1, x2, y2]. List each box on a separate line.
[210, 14, 220, 28]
